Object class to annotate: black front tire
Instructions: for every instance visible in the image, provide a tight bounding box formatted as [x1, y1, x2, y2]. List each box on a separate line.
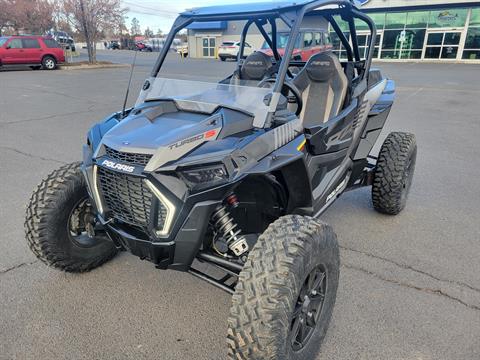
[25, 162, 117, 272]
[42, 55, 57, 70]
[220, 56, 226, 62]
[372, 132, 417, 215]
[227, 215, 340, 360]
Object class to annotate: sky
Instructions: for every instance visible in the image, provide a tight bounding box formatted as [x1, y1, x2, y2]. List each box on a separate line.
[123, 0, 276, 34]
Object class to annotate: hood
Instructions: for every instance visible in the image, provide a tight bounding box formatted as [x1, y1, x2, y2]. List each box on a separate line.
[101, 103, 223, 171]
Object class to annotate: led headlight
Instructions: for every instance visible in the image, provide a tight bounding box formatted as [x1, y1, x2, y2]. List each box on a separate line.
[179, 163, 229, 190]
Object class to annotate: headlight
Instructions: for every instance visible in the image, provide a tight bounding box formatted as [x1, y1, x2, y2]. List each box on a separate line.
[179, 163, 229, 190]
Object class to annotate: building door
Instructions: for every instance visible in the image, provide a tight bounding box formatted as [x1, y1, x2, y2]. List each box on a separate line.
[202, 37, 216, 58]
[423, 31, 462, 60]
[356, 31, 383, 59]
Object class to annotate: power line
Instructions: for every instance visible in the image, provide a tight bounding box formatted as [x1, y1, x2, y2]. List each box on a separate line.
[123, 1, 181, 15]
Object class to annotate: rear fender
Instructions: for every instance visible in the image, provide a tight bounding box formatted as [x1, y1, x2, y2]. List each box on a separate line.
[352, 76, 395, 160]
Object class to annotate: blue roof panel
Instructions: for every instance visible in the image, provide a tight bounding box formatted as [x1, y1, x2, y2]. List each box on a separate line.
[181, 1, 316, 17]
[186, 21, 228, 30]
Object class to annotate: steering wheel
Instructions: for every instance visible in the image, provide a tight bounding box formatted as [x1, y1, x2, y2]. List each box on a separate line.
[257, 78, 303, 116]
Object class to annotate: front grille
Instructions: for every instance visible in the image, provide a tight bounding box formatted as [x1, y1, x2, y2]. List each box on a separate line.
[104, 146, 153, 166]
[97, 167, 167, 231]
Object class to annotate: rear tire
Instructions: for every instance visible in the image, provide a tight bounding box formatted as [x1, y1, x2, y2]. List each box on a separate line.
[227, 215, 340, 360]
[42, 55, 57, 70]
[372, 132, 417, 215]
[25, 162, 117, 272]
[220, 56, 226, 62]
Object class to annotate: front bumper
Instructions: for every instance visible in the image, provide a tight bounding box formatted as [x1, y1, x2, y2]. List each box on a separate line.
[81, 148, 235, 271]
[103, 199, 219, 270]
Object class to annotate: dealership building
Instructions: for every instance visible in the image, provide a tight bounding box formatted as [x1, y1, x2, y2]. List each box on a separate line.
[186, 0, 480, 62]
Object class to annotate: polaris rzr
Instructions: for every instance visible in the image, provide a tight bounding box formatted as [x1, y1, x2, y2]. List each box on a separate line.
[25, 1, 417, 359]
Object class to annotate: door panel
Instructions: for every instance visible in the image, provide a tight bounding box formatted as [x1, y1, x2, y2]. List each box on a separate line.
[22, 38, 43, 63]
[3, 39, 24, 64]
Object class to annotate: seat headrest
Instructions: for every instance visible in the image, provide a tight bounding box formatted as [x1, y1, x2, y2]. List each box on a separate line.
[240, 51, 273, 81]
[304, 52, 340, 82]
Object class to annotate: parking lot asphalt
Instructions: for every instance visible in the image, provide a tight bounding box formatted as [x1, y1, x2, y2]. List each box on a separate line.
[1, 51, 480, 360]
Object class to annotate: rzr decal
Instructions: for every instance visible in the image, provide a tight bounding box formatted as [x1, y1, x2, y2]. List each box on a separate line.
[168, 129, 219, 150]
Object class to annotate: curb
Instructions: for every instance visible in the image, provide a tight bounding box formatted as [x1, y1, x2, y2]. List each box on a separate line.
[60, 63, 130, 70]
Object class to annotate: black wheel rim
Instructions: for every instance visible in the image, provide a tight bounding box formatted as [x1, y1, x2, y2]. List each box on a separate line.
[67, 197, 99, 248]
[290, 265, 327, 352]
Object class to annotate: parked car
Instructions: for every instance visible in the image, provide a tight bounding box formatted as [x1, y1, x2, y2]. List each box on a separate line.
[46, 30, 76, 52]
[0, 35, 65, 70]
[218, 41, 253, 61]
[260, 29, 332, 61]
[109, 40, 120, 50]
[135, 42, 153, 52]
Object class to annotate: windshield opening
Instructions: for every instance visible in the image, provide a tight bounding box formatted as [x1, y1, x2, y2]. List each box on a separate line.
[137, 19, 279, 127]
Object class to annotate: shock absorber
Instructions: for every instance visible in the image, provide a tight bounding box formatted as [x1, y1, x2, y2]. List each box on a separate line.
[212, 198, 249, 256]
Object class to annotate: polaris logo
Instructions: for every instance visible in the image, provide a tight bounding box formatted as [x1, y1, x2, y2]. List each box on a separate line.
[311, 61, 331, 67]
[101, 159, 135, 173]
[247, 61, 264, 66]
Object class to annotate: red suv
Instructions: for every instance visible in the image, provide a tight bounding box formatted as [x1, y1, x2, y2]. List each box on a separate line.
[0, 36, 65, 70]
[260, 29, 332, 61]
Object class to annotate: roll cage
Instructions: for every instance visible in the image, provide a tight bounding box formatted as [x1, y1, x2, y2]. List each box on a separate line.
[151, 0, 376, 125]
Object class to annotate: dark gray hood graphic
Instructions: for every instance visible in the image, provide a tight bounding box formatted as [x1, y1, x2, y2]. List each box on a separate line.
[101, 110, 222, 171]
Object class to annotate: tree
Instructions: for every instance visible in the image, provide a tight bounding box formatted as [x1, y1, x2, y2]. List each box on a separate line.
[130, 17, 140, 36]
[0, 0, 54, 35]
[144, 26, 153, 38]
[63, 0, 127, 63]
[155, 28, 163, 38]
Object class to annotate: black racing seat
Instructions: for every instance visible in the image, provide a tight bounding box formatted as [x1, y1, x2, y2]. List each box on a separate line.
[292, 51, 348, 127]
[230, 51, 275, 85]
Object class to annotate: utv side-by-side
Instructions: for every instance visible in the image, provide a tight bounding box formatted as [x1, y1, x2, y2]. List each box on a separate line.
[25, 1, 417, 359]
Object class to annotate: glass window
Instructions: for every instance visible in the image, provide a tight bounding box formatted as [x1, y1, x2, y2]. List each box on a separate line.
[380, 50, 400, 59]
[406, 11, 430, 29]
[0, 37, 8, 46]
[429, 9, 468, 28]
[314, 32, 322, 46]
[401, 50, 422, 59]
[303, 32, 313, 47]
[425, 47, 441, 58]
[355, 13, 386, 31]
[385, 12, 407, 29]
[331, 15, 350, 32]
[369, 13, 386, 29]
[43, 39, 60, 48]
[465, 27, 480, 48]
[22, 38, 41, 48]
[443, 32, 461, 45]
[427, 33, 443, 46]
[7, 39, 22, 48]
[470, 9, 480, 27]
[462, 50, 480, 59]
[382, 30, 403, 49]
[404, 29, 426, 49]
[441, 46, 458, 58]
